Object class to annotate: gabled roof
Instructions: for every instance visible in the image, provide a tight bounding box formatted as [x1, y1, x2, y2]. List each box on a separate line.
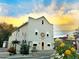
[13, 16, 53, 32]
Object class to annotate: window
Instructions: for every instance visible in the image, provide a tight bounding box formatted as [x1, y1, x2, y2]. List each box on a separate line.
[47, 34, 49, 37]
[41, 32, 45, 37]
[46, 32, 49, 37]
[47, 44, 50, 46]
[35, 32, 38, 35]
[35, 30, 38, 35]
[33, 44, 37, 46]
[42, 20, 44, 24]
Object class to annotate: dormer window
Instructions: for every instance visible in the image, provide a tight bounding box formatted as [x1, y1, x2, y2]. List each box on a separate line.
[42, 20, 44, 24]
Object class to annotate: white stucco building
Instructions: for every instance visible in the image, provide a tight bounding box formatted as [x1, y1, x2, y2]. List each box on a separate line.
[8, 16, 53, 51]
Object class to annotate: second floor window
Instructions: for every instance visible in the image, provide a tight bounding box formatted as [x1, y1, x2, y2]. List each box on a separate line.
[47, 34, 49, 37]
[42, 20, 44, 24]
[35, 32, 38, 35]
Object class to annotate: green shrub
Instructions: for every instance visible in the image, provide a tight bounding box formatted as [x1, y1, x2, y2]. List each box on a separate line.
[20, 40, 29, 55]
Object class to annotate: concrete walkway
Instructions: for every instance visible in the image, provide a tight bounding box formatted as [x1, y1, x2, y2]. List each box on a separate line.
[0, 52, 51, 59]
[0, 48, 54, 59]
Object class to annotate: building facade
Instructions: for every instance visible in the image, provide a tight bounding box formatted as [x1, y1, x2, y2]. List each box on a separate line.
[8, 16, 53, 51]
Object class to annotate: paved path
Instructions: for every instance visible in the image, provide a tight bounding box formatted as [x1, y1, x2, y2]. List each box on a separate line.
[0, 48, 9, 58]
[0, 53, 51, 59]
[0, 48, 54, 59]
[7, 50, 53, 59]
[7, 55, 50, 59]
[0, 48, 7, 52]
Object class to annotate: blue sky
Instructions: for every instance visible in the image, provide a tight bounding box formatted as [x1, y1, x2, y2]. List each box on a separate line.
[0, 0, 79, 17]
[0, 0, 79, 37]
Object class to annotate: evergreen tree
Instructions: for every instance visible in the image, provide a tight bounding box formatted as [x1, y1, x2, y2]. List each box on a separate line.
[20, 40, 29, 55]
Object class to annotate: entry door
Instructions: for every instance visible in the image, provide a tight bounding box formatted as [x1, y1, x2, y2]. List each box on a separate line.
[40, 32, 45, 50]
[42, 42, 44, 50]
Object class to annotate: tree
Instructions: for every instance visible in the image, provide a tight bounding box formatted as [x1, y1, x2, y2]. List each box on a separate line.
[0, 22, 17, 47]
[20, 40, 29, 55]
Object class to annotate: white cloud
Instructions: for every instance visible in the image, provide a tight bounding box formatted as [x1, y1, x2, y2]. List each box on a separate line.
[0, 3, 9, 16]
[0, 0, 79, 37]
[71, 3, 79, 10]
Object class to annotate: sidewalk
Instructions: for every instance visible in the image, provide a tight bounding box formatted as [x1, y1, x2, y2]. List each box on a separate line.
[0, 52, 9, 58]
[0, 50, 53, 59]
[7, 54, 50, 59]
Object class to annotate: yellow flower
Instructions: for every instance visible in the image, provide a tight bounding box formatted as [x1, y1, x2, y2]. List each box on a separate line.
[64, 50, 71, 56]
[60, 42, 65, 47]
[70, 47, 76, 52]
[55, 38, 62, 42]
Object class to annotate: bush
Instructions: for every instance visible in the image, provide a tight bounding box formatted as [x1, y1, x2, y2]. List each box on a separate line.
[53, 38, 78, 59]
[8, 47, 16, 55]
[20, 40, 29, 55]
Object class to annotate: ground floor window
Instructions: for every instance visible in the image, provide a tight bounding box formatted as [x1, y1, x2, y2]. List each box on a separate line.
[47, 44, 50, 47]
[33, 44, 37, 46]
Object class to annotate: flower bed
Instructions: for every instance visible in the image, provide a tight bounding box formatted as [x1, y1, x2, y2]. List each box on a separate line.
[52, 38, 78, 59]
